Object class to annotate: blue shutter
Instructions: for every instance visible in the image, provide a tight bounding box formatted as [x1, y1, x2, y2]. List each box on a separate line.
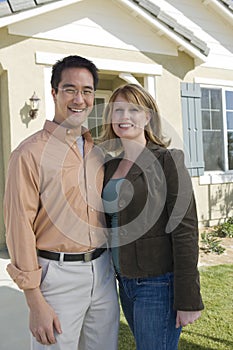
[181, 82, 204, 176]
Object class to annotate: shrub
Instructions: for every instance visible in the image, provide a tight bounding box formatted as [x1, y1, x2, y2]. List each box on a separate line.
[214, 217, 233, 238]
[200, 231, 225, 255]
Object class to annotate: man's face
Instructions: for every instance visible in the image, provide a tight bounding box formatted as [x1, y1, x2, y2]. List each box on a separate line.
[52, 67, 95, 128]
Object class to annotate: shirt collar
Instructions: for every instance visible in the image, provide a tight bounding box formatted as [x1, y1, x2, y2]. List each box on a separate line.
[43, 120, 93, 146]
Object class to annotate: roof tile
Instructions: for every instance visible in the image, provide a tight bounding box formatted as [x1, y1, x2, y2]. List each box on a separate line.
[133, 0, 210, 56]
[8, 0, 36, 13]
[0, 0, 59, 18]
[220, 0, 233, 11]
[0, 1, 11, 17]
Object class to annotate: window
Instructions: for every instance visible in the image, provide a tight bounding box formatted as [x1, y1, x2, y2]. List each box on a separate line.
[88, 98, 105, 139]
[87, 91, 111, 139]
[226, 91, 233, 170]
[201, 87, 233, 172]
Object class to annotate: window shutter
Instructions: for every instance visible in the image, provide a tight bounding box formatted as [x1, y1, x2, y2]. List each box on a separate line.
[181, 82, 204, 176]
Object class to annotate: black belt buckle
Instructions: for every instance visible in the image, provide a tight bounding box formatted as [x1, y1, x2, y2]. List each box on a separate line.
[84, 251, 93, 262]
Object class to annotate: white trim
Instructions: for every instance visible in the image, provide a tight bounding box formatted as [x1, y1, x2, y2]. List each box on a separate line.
[94, 90, 112, 102]
[35, 52, 163, 75]
[144, 75, 156, 99]
[199, 83, 233, 176]
[119, 73, 142, 85]
[199, 173, 233, 185]
[195, 77, 233, 87]
[0, 0, 82, 28]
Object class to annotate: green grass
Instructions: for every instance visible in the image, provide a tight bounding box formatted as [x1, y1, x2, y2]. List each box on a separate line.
[118, 264, 233, 350]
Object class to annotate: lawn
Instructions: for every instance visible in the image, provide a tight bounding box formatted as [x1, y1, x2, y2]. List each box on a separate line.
[118, 264, 233, 350]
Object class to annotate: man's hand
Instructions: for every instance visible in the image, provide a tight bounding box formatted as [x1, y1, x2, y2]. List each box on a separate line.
[176, 310, 201, 328]
[24, 288, 62, 345]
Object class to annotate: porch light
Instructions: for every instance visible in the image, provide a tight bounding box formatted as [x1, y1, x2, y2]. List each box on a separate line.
[29, 92, 40, 119]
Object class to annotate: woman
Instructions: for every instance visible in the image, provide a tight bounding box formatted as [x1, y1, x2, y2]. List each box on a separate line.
[100, 84, 204, 350]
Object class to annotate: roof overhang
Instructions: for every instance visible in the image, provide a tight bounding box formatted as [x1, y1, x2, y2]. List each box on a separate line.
[203, 0, 233, 26]
[0, 0, 82, 28]
[113, 0, 209, 63]
[0, 0, 210, 64]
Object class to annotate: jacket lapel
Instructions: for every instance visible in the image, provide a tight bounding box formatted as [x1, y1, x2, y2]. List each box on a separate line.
[104, 143, 164, 184]
[125, 143, 163, 183]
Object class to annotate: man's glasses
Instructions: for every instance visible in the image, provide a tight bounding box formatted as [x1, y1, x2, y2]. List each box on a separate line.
[58, 87, 95, 98]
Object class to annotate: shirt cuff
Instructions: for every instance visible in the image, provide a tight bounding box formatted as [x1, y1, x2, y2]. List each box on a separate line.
[6, 263, 42, 290]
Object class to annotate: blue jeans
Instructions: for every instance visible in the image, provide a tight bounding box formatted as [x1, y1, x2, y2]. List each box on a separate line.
[117, 272, 182, 350]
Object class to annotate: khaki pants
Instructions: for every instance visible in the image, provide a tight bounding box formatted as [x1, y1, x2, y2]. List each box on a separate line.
[32, 250, 119, 350]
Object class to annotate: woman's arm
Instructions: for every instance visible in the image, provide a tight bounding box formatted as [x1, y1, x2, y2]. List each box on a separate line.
[164, 149, 204, 311]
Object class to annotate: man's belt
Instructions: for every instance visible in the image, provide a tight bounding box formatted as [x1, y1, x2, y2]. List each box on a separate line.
[37, 248, 106, 263]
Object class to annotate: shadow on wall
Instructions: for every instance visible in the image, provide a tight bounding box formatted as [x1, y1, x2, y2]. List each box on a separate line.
[0, 286, 30, 350]
[209, 182, 233, 224]
[20, 102, 32, 129]
[144, 51, 194, 80]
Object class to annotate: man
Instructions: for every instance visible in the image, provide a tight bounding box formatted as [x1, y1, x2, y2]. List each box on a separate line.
[4, 55, 119, 350]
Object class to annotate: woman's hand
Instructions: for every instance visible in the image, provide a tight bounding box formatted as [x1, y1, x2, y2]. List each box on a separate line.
[176, 310, 201, 328]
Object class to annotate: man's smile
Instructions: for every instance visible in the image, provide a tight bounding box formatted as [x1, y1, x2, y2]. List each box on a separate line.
[68, 106, 87, 113]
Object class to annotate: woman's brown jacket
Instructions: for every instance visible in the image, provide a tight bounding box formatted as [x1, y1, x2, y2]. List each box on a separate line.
[103, 142, 204, 311]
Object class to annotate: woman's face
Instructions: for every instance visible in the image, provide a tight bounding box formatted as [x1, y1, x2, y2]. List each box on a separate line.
[111, 94, 150, 144]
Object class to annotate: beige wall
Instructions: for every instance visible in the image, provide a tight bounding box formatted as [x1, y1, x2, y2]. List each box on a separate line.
[0, 92, 5, 249]
[186, 66, 233, 83]
[193, 179, 233, 227]
[0, 67, 11, 249]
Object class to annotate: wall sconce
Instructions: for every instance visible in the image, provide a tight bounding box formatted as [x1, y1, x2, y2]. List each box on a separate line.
[29, 92, 40, 119]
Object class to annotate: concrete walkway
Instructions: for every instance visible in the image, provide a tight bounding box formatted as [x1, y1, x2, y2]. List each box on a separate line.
[0, 250, 30, 350]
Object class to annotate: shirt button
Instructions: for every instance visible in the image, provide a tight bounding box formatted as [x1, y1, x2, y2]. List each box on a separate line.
[88, 185, 92, 189]
[90, 208, 94, 212]
[66, 129, 71, 135]
[73, 144, 77, 149]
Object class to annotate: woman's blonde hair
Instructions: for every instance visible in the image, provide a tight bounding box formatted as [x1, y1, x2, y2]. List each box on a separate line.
[98, 84, 170, 151]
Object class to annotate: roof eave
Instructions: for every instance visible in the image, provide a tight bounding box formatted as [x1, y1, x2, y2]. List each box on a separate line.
[203, 0, 233, 26]
[0, 0, 81, 29]
[114, 0, 208, 63]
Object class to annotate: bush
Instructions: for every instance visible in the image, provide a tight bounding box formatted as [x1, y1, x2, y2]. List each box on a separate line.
[200, 231, 225, 255]
[214, 217, 233, 238]
[200, 217, 233, 255]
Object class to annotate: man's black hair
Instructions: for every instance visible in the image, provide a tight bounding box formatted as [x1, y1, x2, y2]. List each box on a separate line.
[51, 55, 99, 92]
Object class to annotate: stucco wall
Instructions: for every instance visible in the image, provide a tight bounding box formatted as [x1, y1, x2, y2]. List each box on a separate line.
[0, 100, 5, 249]
[193, 178, 233, 227]
[0, 67, 11, 249]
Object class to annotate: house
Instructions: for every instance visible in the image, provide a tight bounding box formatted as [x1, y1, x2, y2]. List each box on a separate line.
[0, 0, 233, 249]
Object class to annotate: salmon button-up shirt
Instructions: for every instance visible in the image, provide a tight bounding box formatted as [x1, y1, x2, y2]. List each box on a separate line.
[4, 120, 106, 290]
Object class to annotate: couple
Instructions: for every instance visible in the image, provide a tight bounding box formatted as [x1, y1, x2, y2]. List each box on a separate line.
[4, 55, 204, 350]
